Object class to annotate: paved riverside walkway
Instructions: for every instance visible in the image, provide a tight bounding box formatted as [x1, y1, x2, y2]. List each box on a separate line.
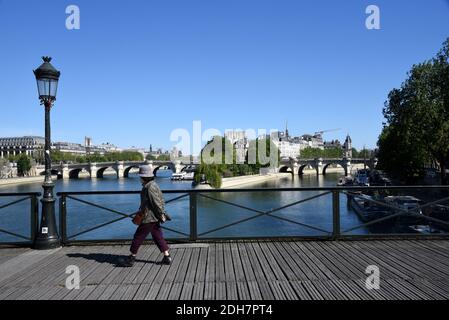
[1, 240, 449, 300]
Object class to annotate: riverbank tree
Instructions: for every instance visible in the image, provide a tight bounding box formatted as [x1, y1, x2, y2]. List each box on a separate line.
[194, 136, 280, 188]
[50, 150, 144, 163]
[146, 154, 171, 161]
[16, 154, 32, 177]
[295, 147, 373, 159]
[300, 147, 343, 159]
[377, 38, 449, 184]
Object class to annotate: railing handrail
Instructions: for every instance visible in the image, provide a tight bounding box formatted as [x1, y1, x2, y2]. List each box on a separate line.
[57, 185, 449, 196]
[0, 192, 42, 197]
[56, 185, 449, 245]
[0, 193, 40, 245]
[2, 186, 447, 246]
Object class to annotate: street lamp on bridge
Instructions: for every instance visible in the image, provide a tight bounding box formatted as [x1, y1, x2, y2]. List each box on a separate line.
[33, 56, 61, 250]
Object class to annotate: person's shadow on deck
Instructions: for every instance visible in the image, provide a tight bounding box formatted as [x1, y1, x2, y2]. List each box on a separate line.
[66, 253, 163, 267]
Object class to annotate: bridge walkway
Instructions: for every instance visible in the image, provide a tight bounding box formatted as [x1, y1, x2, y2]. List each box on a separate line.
[1, 240, 449, 300]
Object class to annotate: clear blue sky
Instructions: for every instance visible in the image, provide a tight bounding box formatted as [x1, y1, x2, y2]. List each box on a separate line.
[0, 0, 448, 151]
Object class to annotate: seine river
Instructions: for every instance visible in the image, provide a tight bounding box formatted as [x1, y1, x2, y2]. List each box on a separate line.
[0, 171, 371, 242]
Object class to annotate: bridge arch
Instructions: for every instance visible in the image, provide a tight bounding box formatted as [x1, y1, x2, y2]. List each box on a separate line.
[153, 163, 176, 177]
[298, 164, 316, 176]
[279, 166, 293, 173]
[68, 168, 84, 179]
[322, 162, 346, 176]
[123, 165, 139, 178]
[96, 166, 117, 178]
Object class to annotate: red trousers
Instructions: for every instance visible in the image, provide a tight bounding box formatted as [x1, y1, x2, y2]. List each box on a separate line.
[130, 222, 169, 255]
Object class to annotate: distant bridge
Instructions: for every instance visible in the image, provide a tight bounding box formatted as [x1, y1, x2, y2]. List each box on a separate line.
[36, 160, 198, 180]
[279, 157, 377, 177]
[35, 157, 376, 180]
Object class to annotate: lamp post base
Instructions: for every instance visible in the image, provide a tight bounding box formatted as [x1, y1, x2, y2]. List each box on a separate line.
[33, 183, 61, 250]
[33, 236, 61, 250]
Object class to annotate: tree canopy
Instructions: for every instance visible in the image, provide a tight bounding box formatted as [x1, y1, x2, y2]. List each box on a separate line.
[146, 154, 171, 161]
[16, 154, 32, 176]
[377, 38, 449, 184]
[195, 136, 280, 188]
[300, 147, 343, 159]
[50, 150, 144, 163]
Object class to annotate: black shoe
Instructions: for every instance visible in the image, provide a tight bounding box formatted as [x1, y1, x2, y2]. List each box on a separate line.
[161, 255, 172, 265]
[119, 255, 135, 267]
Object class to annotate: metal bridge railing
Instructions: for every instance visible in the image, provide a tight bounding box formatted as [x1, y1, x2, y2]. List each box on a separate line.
[57, 189, 336, 244]
[0, 192, 40, 246]
[3, 187, 448, 247]
[195, 191, 334, 239]
[58, 191, 191, 245]
[340, 187, 449, 238]
[56, 186, 449, 245]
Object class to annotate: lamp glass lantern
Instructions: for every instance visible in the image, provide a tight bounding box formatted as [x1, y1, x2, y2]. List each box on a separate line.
[33, 56, 60, 103]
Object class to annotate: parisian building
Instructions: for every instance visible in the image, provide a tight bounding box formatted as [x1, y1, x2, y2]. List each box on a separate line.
[52, 142, 86, 154]
[0, 136, 45, 159]
[343, 135, 353, 158]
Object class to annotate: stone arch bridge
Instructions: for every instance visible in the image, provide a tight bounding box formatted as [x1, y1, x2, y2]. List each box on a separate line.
[40, 160, 198, 180]
[37, 158, 375, 179]
[279, 157, 377, 177]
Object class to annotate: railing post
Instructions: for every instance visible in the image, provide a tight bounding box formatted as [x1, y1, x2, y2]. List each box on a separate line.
[332, 190, 341, 240]
[30, 194, 39, 244]
[59, 194, 67, 245]
[189, 192, 197, 242]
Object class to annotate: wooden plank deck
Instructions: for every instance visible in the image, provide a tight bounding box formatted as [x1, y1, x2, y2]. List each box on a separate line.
[1, 240, 449, 300]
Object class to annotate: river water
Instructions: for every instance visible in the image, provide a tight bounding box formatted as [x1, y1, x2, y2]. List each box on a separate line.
[0, 171, 371, 242]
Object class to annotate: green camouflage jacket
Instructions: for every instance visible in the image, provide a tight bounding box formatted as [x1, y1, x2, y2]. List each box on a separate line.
[140, 180, 166, 224]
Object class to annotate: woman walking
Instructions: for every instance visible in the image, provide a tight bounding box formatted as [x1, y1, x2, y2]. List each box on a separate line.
[121, 165, 172, 267]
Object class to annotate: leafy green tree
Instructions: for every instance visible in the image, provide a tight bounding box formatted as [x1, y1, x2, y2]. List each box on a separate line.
[148, 154, 171, 161]
[300, 146, 369, 160]
[378, 124, 427, 183]
[195, 136, 280, 188]
[194, 163, 223, 188]
[246, 137, 280, 169]
[50, 150, 144, 164]
[0, 158, 8, 175]
[378, 38, 449, 184]
[17, 154, 32, 176]
[7, 155, 17, 162]
[200, 136, 233, 167]
[358, 148, 374, 160]
[324, 147, 343, 158]
[207, 166, 222, 188]
[300, 147, 324, 159]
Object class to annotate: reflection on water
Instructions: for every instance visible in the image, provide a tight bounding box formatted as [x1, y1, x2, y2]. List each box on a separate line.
[1, 171, 369, 242]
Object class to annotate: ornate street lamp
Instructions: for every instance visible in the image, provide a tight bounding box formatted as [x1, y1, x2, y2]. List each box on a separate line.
[33, 57, 61, 250]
